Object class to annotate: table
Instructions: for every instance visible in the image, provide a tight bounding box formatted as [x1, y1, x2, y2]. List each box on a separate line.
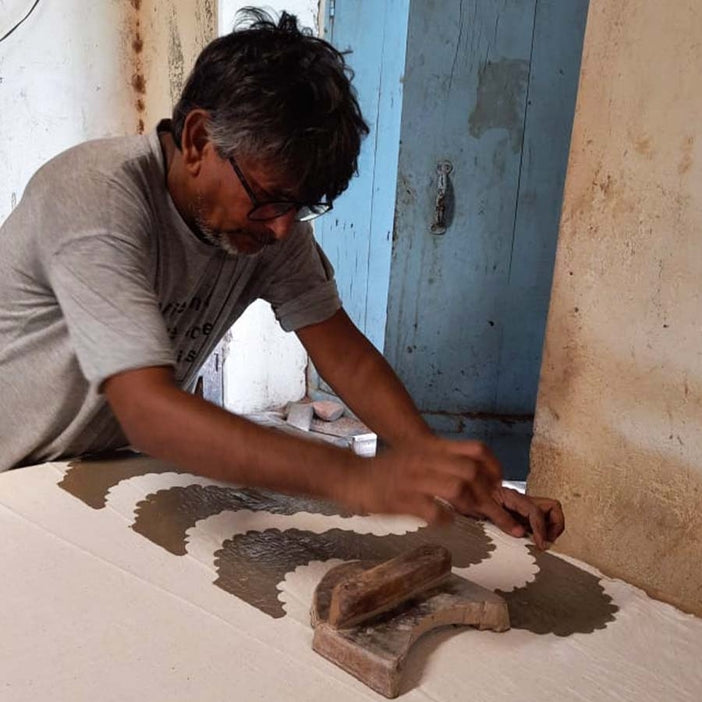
[1, 452, 700, 701]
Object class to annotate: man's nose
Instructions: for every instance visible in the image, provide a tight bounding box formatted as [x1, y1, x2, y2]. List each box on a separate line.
[266, 210, 298, 241]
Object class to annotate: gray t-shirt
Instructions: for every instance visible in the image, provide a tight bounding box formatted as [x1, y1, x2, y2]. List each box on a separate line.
[0, 123, 341, 471]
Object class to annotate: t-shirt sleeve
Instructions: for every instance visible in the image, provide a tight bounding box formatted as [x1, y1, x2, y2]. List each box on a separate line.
[259, 223, 342, 332]
[48, 233, 175, 387]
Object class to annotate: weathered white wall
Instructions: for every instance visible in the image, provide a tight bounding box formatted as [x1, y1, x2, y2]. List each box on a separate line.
[529, 0, 702, 615]
[0, 0, 215, 221]
[0, 0, 134, 224]
[218, 0, 319, 414]
[222, 299, 309, 414]
[218, 0, 319, 34]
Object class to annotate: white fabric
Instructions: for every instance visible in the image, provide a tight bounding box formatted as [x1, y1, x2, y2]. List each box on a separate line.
[0, 459, 700, 701]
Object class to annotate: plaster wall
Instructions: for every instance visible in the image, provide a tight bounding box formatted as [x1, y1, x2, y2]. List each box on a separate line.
[218, 0, 319, 414]
[0, 0, 134, 225]
[529, 0, 702, 615]
[0, 0, 215, 222]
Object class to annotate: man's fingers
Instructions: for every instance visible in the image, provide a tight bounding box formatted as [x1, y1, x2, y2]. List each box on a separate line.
[363, 450, 564, 547]
[421, 471, 496, 517]
[478, 497, 526, 538]
[496, 489, 565, 547]
[415, 471, 527, 538]
[531, 496, 566, 542]
[441, 440, 503, 487]
[426, 473, 524, 537]
[498, 488, 548, 549]
[398, 493, 454, 526]
[527, 506, 547, 549]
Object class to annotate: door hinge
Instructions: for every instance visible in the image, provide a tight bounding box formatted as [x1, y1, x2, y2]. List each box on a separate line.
[329, 0, 336, 19]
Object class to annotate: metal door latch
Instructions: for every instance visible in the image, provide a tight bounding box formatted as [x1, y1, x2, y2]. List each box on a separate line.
[431, 161, 453, 234]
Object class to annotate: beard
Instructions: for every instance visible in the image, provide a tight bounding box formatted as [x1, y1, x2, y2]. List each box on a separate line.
[192, 194, 274, 257]
[193, 213, 240, 256]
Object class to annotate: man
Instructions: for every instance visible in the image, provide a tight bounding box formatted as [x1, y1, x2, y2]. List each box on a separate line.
[0, 10, 563, 548]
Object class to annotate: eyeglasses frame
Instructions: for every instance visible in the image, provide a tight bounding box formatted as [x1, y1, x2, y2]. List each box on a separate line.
[227, 154, 332, 222]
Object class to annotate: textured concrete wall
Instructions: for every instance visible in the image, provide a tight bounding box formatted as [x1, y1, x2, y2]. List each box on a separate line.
[529, 0, 702, 615]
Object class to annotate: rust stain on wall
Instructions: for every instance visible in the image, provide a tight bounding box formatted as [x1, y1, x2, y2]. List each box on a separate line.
[132, 33, 144, 54]
[131, 73, 146, 94]
[129, 2, 146, 134]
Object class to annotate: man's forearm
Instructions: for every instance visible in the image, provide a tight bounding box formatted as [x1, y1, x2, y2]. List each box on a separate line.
[298, 311, 434, 447]
[322, 346, 434, 447]
[105, 368, 357, 500]
[103, 365, 539, 537]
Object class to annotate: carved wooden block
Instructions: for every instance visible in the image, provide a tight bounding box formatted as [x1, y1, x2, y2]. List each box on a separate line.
[311, 547, 510, 698]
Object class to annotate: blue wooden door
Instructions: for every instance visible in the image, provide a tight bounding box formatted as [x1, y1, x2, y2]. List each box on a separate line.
[315, 0, 410, 351]
[321, 1, 588, 478]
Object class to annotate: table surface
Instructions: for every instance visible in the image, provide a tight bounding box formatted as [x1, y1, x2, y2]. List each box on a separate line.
[1, 453, 700, 702]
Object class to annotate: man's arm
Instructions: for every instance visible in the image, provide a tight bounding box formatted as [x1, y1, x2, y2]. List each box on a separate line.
[297, 308, 565, 548]
[104, 366, 354, 498]
[103, 365, 527, 534]
[297, 308, 434, 448]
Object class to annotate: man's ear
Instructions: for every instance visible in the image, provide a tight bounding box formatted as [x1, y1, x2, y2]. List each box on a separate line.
[180, 109, 211, 176]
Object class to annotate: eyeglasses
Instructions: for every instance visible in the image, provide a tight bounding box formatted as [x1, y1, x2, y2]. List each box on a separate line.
[228, 155, 332, 222]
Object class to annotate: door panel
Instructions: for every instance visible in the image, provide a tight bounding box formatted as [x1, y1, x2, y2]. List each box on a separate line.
[386, 1, 537, 413]
[321, 1, 588, 477]
[315, 0, 410, 350]
[383, 1, 587, 477]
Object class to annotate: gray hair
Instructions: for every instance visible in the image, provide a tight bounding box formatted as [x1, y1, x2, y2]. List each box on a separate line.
[172, 7, 369, 203]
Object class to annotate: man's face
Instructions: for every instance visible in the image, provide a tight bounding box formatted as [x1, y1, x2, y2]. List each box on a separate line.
[190, 145, 300, 257]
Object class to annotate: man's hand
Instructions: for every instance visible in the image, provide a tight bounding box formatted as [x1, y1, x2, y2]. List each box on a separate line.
[432, 437, 565, 548]
[491, 487, 565, 549]
[337, 438, 564, 550]
[104, 367, 563, 550]
[297, 311, 564, 548]
[335, 438, 549, 542]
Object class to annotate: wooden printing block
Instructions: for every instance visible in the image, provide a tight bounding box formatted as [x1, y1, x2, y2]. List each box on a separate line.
[311, 544, 510, 698]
